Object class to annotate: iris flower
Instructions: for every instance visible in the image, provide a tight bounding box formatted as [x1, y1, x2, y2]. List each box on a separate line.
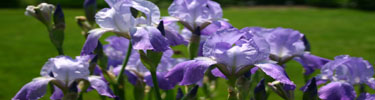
[166, 28, 295, 89]
[13, 56, 114, 100]
[317, 55, 375, 88]
[244, 27, 330, 75]
[82, 0, 176, 55]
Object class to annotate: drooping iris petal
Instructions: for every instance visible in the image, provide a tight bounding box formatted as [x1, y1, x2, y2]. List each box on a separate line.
[318, 82, 356, 100]
[131, 26, 169, 52]
[81, 29, 112, 55]
[211, 68, 226, 78]
[50, 86, 64, 100]
[317, 55, 375, 88]
[144, 72, 177, 90]
[88, 76, 115, 98]
[256, 63, 296, 90]
[294, 53, 330, 75]
[13, 77, 54, 100]
[165, 57, 217, 85]
[163, 21, 188, 46]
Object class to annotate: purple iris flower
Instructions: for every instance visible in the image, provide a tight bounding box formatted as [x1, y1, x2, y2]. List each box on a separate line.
[318, 81, 356, 100]
[167, 0, 224, 31]
[317, 55, 375, 88]
[244, 27, 330, 75]
[13, 56, 114, 100]
[166, 28, 295, 89]
[81, 0, 171, 55]
[244, 27, 306, 64]
[111, 49, 184, 90]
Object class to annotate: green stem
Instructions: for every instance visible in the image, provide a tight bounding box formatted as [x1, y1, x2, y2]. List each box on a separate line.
[188, 32, 201, 60]
[115, 41, 133, 100]
[150, 70, 162, 100]
[227, 78, 238, 100]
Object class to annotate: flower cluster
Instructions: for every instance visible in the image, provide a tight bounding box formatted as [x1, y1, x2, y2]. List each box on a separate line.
[14, 0, 374, 100]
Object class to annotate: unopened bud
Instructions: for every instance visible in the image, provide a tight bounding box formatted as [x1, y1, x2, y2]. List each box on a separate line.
[302, 77, 318, 100]
[84, 0, 97, 25]
[25, 3, 55, 27]
[254, 79, 267, 100]
[50, 4, 65, 55]
[54, 4, 65, 30]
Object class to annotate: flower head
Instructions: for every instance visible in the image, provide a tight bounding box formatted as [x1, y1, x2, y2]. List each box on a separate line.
[317, 55, 375, 88]
[245, 27, 306, 63]
[166, 28, 295, 88]
[13, 56, 114, 100]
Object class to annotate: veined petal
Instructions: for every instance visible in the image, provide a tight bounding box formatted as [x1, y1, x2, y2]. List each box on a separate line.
[318, 82, 356, 100]
[95, 8, 117, 30]
[81, 28, 112, 55]
[256, 63, 296, 90]
[203, 28, 245, 57]
[88, 76, 115, 98]
[13, 77, 54, 100]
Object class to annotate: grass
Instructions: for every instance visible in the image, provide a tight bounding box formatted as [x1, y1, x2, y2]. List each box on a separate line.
[0, 7, 374, 100]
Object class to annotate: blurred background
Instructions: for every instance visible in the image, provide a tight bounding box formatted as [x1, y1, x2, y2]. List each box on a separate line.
[0, 0, 374, 100]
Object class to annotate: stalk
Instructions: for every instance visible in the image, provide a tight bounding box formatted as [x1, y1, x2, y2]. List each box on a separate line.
[188, 28, 201, 60]
[150, 69, 162, 100]
[227, 77, 238, 100]
[115, 42, 133, 100]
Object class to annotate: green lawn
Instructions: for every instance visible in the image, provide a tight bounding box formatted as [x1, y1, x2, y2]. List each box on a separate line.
[0, 7, 374, 100]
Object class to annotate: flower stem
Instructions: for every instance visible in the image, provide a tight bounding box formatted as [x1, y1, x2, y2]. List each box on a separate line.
[115, 41, 133, 100]
[150, 70, 162, 100]
[188, 29, 201, 60]
[227, 77, 238, 100]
